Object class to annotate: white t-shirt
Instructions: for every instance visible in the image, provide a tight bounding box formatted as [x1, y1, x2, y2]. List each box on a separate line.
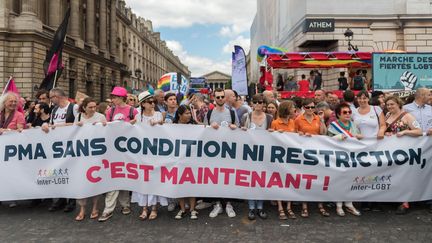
[135, 111, 163, 125]
[52, 103, 79, 124]
[74, 112, 107, 124]
[352, 106, 382, 138]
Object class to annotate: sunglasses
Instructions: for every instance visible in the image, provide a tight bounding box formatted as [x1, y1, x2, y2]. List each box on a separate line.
[215, 96, 225, 99]
[144, 100, 155, 104]
[304, 106, 315, 109]
[253, 100, 264, 104]
[342, 110, 352, 115]
[128, 98, 136, 101]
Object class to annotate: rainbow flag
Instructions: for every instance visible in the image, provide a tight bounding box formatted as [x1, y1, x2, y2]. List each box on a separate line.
[157, 73, 173, 92]
[257, 45, 288, 62]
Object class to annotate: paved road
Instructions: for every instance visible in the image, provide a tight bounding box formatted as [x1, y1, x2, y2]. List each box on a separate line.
[0, 200, 431, 242]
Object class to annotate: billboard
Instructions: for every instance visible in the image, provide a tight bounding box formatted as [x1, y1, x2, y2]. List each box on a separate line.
[373, 53, 432, 91]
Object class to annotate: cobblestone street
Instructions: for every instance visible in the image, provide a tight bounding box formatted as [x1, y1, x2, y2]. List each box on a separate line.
[1, 201, 431, 242]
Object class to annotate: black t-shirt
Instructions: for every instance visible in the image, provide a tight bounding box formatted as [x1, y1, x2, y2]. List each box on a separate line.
[338, 77, 348, 90]
[313, 75, 322, 90]
[32, 116, 50, 127]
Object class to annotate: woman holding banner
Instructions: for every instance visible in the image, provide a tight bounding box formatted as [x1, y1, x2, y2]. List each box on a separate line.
[294, 98, 329, 218]
[383, 95, 422, 215]
[352, 90, 386, 211]
[270, 100, 297, 220]
[173, 105, 199, 220]
[74, 97, 107, 221]
[328, 102, 363, 217]
[241, 94, 273, 220]
[0, 92, 26, 208]
[131, 91, 167, 220]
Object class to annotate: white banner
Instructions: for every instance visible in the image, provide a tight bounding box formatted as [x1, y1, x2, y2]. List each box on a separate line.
[0, 122, 431, 202]
[232, 45, 248, 96]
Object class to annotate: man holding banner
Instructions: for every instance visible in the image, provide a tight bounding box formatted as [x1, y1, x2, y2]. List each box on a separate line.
[204, 88, 239, 218]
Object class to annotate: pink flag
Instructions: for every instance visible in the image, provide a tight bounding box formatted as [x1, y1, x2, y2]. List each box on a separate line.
[47, 52, 59, 76]
[2, 77, 23, 113]
[4, 78, 19, 94]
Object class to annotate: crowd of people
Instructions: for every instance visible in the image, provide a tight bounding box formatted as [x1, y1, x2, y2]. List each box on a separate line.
[276, 69, 370, 92]
[0, 84, 431, 222]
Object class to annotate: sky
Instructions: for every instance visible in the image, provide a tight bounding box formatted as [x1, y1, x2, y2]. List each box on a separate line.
[126, 0, 257, 77]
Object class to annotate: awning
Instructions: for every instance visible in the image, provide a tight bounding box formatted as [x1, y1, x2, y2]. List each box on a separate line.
[266, 51, 372, 69]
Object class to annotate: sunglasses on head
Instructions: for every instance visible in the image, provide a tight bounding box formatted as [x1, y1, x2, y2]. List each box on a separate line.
[215, 96, 225, 99]
[304, 105, 315, 109]
[253, 100, 264, 104]
[342, 110, 352, 115]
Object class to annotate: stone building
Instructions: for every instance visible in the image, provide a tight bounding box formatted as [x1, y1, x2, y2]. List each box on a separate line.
[0, 0, 190, 100]
[250, 0, 432, 90]
[202, 71, 231, 91]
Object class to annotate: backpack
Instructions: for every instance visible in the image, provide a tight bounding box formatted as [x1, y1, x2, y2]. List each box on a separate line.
[206, 108, 236, 125]
[109, 106, 135, 122]
[353, 76, 364, 90]
[50, 103, 75, 125]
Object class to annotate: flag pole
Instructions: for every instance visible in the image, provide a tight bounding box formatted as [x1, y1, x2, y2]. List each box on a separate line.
[52, 70, 59, 89]
[2, 76, 12, 96]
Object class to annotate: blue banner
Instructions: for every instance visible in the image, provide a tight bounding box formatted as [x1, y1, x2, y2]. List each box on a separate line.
[373, 53, 432, 91]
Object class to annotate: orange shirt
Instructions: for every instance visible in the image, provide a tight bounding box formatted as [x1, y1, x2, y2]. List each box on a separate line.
[271, 118, 295, 132]
[295, 113, 321, 135]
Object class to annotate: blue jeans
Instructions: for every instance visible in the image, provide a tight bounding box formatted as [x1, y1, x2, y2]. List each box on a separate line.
[248, 200, 263, 210]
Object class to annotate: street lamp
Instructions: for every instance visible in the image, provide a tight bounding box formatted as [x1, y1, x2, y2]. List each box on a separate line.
[135, 68, 142, 91]
[344, 28, 359, 51]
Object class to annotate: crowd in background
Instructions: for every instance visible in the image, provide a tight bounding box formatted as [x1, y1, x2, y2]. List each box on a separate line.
[1, 83, 432, 222]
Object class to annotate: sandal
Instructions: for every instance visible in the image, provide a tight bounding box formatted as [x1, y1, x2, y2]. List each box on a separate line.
[90, 211, 99, 219]
[319, 207, 330, 217]
[336, 207, 345, 217]
[345, 206, 361, 216]
[301, 208, 309, 218]
[286, 209, 296, 219]
[139, 208, 148, 220]
[75, 213, 85, 221]
[278, 209, 288, 220]
[149, 209, 158, 220]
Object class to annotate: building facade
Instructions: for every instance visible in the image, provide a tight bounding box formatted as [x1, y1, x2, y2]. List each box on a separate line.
[0, 0, 190, 100]
[202, 71, 231, 91]
[250, 0, 432, 90]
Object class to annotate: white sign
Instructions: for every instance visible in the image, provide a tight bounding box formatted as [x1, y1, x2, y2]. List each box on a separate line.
[0, 122, 431, 202]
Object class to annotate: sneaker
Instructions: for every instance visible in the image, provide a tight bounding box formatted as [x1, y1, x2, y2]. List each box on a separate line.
[225, 204, 236, 218]
[395, 205, 408, 215]
[29, 199, 42, 208]
[258, 209, 268, 219]
[371, 204, 383, 212]
[63, 200, 76, 213]
[121, 207, 131, 215]
[248, 209, 256, 220]
[190, 210, 198, 220]
[209, 203, 223, 218]
[98, 212, 113, 222]
[48, 198, 66, 212]
[167, 202, 177, 212]
[175, 210, 186, 220]
[195, 200, 213, 210]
